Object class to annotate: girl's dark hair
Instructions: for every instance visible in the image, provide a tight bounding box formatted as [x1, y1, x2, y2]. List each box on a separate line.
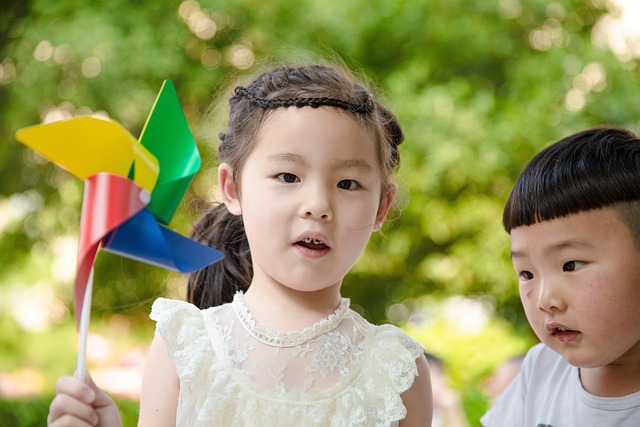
[503, 126, 640, 244]
[187, 204, 252, 308]
[188, 63, 404, 309]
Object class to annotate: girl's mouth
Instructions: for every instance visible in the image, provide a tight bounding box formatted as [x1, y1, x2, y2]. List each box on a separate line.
[298, 238, 328, 250]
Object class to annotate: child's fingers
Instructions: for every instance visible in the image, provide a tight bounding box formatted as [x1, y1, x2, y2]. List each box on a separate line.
[48, 411, 96, 427]
[83, 371, 115, 409]
[56, 375, 96, 403]
[48, 376, 99, 426]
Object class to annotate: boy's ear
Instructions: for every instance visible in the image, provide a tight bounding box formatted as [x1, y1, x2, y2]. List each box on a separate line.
[218, 163, 242, 215]
[374, 183, 397, 232]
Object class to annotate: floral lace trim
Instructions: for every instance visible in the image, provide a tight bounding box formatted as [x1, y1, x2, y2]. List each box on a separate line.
[232, 292, 351, 348]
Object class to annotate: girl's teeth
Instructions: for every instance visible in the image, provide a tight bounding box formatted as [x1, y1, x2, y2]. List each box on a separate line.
[303, 238, 322, 244]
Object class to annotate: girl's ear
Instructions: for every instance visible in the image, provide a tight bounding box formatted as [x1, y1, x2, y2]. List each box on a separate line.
[218, 163, 242, 215]
[373, 183, 397, 232]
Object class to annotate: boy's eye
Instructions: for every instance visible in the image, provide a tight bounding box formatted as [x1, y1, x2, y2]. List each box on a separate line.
[337, 179, 359, 190]
[276, 173, 300, 183]
[563, 260, 584, 272]
[518, 270, 534, 280]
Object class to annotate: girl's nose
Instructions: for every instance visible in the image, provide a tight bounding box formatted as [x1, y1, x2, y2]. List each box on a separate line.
[299, 184, 333, 221]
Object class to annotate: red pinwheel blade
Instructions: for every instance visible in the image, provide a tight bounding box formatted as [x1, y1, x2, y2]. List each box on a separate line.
[75, 173, 149, 329]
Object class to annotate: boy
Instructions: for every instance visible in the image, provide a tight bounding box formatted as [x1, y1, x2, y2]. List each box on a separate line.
[481, 126, 640, 426]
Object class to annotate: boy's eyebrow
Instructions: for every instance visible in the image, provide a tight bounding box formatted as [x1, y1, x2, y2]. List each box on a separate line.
[511, 239, 595, 259]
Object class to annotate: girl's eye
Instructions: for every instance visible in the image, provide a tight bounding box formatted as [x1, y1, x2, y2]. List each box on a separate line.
[276, 173, 300, 183]
[337, 179, 359, 190]
[563, 260, 585, 272]
[518, 270, 534, 281]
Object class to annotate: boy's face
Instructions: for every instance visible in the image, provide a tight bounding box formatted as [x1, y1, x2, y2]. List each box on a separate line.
[510, 207, 640, 369]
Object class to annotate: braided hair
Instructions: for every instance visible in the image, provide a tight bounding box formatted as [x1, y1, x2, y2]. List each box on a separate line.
[188, 64, 404, 309]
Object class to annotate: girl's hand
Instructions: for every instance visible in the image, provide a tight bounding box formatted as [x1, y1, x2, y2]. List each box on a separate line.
[47, 371, 122, 427]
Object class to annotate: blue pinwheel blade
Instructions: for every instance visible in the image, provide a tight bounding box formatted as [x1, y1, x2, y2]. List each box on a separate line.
[102, 209, 224, 272]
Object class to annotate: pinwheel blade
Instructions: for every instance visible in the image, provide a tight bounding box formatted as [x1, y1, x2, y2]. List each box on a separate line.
[102, 209, 224, 273]
[75, 173, 150, 328]
[16, 117, 159, 192]
[138, 80, 201, 224]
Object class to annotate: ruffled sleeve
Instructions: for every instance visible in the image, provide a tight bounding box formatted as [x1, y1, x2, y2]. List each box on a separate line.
[361, 324, 425, 424]
[372, 325, 424, 392]
[149, 298, 211, 380]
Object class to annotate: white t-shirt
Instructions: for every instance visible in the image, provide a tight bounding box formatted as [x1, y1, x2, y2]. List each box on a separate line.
[481, 343, 640, 427]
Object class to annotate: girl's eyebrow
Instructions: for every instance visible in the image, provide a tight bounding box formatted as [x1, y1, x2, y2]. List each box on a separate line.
[266, 152, 373, 172]
[336, 158, 373, 172]
[267, 152, 306, 164]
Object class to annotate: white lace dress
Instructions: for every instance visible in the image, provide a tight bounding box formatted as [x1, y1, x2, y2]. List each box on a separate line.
[150, 293, 425, 426]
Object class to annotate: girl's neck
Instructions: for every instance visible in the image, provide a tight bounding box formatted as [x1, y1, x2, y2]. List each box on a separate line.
[242, 281, 343, 332]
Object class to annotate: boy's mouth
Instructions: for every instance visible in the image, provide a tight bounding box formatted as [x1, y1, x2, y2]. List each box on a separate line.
[545, 322, 581, 342]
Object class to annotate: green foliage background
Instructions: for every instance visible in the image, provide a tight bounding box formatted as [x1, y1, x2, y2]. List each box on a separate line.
[1, 0, 639, 425]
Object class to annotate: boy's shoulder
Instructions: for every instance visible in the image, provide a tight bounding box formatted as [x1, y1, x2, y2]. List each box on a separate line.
[483, 343, 640, 426]
[520, 343, 574, 386]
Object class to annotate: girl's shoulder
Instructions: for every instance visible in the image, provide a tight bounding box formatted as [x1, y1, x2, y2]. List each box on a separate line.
[149, 297, 234, 379]
[343, 309, 426, 392]
[150, 297, 230, 325]
[347, 309, 425, 357]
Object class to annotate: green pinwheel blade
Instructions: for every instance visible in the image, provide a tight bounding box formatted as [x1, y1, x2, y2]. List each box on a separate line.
[139, 80, 201, 225]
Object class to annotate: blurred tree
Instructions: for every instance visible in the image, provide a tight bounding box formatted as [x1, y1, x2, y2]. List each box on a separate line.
[1, 0, 639, 332]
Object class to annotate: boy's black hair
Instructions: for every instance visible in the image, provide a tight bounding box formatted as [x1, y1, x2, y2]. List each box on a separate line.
[503, 126, 640, 239]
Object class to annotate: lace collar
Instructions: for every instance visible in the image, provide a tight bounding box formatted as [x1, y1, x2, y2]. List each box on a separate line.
[232, 292, 350, 348]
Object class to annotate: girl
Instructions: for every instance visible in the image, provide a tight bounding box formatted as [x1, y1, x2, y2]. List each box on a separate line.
[48, 63, 432, 427]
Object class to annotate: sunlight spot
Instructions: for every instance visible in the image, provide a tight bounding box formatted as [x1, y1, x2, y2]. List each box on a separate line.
[53, 43, 74, 65]
[42, 105, 73, 123]
[592, 0, 640, 60]
[82, 56, 102, 78]
[0, 191, 43, 234]
[226, 42, 254, 69]
[498, 0, 522, 19]
[10, 282, 67, 332]
[565, 87, 586, 111]
[442, 296, 491, 334]
[51, 236, 77, 282]
[529, 19, 564, 51]
[200, 48, 221, 69]
[179, 0, 218, 40]
[33, 40, 54, 62]
[0, 60, 16, 85]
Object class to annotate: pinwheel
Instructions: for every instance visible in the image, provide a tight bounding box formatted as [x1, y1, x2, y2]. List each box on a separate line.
[16, 80, 224, 378]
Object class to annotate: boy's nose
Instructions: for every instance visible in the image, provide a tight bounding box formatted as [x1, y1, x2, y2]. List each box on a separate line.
[536, 278, 566, 312]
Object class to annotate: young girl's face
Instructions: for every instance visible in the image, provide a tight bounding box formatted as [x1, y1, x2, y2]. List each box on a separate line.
[221, 106, 394, 295]
[510, 207, 640, 370]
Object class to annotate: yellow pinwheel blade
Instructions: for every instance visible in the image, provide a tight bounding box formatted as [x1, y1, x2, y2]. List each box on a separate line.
[16, 116, 159, 192]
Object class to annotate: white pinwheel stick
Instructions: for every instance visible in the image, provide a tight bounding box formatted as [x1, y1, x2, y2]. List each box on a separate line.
[75, 267, 94, 382]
